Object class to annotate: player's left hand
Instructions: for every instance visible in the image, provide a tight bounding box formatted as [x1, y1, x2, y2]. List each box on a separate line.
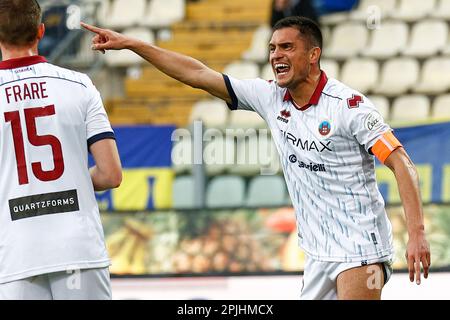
[405, 232, 430, 285]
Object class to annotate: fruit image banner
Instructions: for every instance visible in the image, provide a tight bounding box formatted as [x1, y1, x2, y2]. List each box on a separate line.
[102, 205, 450, 276]
[89, 125, 176, 210]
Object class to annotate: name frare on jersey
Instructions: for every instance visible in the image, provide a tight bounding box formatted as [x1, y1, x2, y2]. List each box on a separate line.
[281, 130, 332, 152]
[365, 111, 383, 131]
[9, 189, 79, 221]
[289, 154, 326, 172]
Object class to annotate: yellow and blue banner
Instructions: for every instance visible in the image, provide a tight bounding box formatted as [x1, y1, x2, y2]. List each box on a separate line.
[376, 121, 450, 204]
[89, 125, 176, 210]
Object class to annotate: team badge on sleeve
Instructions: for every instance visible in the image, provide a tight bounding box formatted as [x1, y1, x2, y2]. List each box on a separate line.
[364, 111, 383, 131]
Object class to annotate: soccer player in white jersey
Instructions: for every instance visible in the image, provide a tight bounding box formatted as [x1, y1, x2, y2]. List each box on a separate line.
[0, 0, 122, 299]
[81, 16, 430, 299]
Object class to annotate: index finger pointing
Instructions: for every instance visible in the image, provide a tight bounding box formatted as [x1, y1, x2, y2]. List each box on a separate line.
[80, 22, 103, 35]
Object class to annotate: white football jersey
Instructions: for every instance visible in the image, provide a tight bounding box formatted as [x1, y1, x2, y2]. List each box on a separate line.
[224, 72, 402, 263]
[0, 56, 113, 283]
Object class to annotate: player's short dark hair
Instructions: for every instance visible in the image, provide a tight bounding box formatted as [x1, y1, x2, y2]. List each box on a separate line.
[273, 16, 323, 50]
[0, 0, 42, 46]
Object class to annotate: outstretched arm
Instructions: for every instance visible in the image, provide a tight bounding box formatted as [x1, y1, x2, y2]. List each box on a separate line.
[384, 147, 430, 285]
[81, 22, 232, 104]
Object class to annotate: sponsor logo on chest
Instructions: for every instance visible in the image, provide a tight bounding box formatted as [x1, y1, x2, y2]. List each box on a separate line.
[281, 130, 332, 152]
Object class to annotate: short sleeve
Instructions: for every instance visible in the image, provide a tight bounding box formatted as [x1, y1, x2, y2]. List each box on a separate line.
[345, 94, 402, 163]
[223, 74, 274, 119]
[83, 77, 115, 148]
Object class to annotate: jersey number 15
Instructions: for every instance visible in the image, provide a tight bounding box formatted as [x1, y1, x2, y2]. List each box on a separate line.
[4, 105, 64, 185]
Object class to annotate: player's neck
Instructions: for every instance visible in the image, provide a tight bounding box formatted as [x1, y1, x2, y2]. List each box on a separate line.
[1, 44, 39, 61]
[289, 69, 321, 107]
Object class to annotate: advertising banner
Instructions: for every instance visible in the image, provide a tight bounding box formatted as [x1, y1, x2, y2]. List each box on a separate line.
[102, 205, 450, 276]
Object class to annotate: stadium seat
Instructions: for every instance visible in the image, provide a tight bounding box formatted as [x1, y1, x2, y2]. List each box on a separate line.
[228, 109, 267, 130]
[203, 135, 235, 176]
[320, 59, 339, 80]
[349, 0, 397, 21]
[172, 175, 197, 209]
[206, 175, 246, 208]
[321, 26, 331, 48]
[391, 95, 430, 122]
[260, 63, 275, 81]
[373, 58, 420, 96]
[246, 175, 288, 207]
[430, 0, 450, 19]
[431, 94, 450, 119]
[340, 58, 379, 94]
[390, 0, 437, 22]
[228, 133, 281, 176]
[189, 99, 229, 128]
[223, 61, 260, 79]
[228, 134, 262, 176]
[242, 24, 272, 63]
[104, 0, 147, 29]
[402, 20, 448, 58]
[414, 58, 450, 94]
[363, 21, 409, 59]
[324, 23, 368, 59]
[95, 0, 111, 27]
[319, 12, 349, 26]
[171, 138, 192, 174]
[367, 95, 390, 120]
[104, 28, 154, 66]
[141, 0, 186, 28]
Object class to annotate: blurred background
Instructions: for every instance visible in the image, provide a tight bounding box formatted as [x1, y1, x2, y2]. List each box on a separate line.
[26, 0, 450, 299]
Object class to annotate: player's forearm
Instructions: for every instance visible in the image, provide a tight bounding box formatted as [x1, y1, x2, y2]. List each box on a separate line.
[126, 38, 209, 89]
[89, 166, 122, 191]
[393, 158, 425, 237]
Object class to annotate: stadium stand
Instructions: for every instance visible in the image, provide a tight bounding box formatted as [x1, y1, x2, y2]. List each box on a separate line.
[206, 175, 246, 208]
[142, 0, 186, 28]
[323, 22, 369, 59]
[172, 175, 197, 209]
[246, 175, 288, 207]
[432, 94, 450, 120]
[402, 20, 448, 58]
[363, 21, 409, 59]
[414, 57, 450, 94]
[104, 0, 147, 29]
[349, 0, 397, 21]
[391, 95, 431, 122]
[374, 58, 420, 96]
[390, 0, 436, 22]
[340, 58, 379, 93]
[48, 0, 450, 210]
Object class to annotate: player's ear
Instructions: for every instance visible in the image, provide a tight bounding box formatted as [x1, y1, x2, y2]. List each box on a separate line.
[37, 23, 45, 41]
[309, 47, 321, 64]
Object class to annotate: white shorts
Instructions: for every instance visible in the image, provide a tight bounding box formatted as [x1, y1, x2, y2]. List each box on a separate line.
[0, 267, 111, 300]
[300, 256, 393, 300]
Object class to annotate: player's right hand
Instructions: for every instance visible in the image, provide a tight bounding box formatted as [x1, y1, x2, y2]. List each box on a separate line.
[80, 22, 130, 53]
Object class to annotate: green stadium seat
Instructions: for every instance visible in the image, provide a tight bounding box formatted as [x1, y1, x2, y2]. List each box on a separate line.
[246, 175, 288, 207]
[172, 175, 197, 209]
[206, 175, 246, 208]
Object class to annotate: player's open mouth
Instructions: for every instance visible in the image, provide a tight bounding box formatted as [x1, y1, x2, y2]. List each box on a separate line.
[274, 63, 290, 75]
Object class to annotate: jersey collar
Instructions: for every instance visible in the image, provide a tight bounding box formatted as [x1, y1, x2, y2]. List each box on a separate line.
[0, 55, 47, 70]
[283, 71, 328, 111]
